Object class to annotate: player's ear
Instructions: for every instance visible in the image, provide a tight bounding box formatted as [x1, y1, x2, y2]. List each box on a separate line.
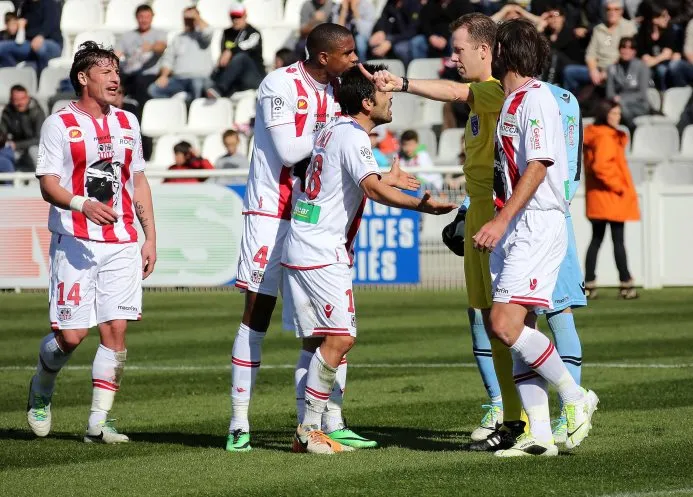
[362, 97, 374, 113]
[318, 51, 329, 67]
[77, 70, 88, 87]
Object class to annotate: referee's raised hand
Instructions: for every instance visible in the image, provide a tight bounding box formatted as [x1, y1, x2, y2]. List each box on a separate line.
[358, 63, 404, 92]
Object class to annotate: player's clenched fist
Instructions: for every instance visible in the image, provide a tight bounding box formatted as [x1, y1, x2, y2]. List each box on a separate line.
[82, 199, 118, 225]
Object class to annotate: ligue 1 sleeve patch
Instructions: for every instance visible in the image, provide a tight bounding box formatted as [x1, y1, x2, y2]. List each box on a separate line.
[470, 115, 480, 136]
[271, 96, 285, 120]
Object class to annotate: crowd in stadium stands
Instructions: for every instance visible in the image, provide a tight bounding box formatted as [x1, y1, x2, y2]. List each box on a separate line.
[0, 0, 691, 185]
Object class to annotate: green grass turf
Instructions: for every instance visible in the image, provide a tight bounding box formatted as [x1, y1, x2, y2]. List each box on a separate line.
[1, 289, 693, 497]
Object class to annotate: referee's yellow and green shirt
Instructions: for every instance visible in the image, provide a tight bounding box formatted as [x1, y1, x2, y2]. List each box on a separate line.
[463, 77, 505, 199]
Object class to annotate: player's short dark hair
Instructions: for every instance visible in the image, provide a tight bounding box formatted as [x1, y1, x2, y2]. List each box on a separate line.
[222, 129, 238, 140]
[339, 63, 387, 116]
[494, 19, 550, 78]
[449, 13, 497, 48]
[4, 11, 17, 23]
[400, 130, 419, 143]
[306, 23, 353, 59]
[10, 84, 27, 94]
[70, 41, 119, 96]
[174, 141, 193, 155]
[135, 4, 152, 15]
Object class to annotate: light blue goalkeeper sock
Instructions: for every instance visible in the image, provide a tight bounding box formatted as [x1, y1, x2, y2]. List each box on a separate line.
[547, 311, 582, 386]
[468, 308, 501, 402]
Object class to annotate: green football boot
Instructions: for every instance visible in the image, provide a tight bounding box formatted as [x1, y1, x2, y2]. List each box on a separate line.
[226, 429, 251, 452]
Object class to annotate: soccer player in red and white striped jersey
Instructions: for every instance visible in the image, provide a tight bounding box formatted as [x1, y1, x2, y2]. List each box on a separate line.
[226, 24, 363, 452]
[27, 41, 157, 444]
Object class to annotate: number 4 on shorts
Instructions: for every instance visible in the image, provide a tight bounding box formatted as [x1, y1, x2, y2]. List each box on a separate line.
[253, 246, 269, 269]
[57, 282, 81, 306]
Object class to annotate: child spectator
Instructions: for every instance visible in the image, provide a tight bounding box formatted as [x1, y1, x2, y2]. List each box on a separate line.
[399, 129, 443, 190]
[164, 141, 214, 183]
[368, 126, 391, 170]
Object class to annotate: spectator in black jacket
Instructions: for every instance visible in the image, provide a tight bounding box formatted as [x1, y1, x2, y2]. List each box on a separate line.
[208, 3, 265, 98]
[0, 0, 62, 73]
[636, 2, 678, 90]
[0, 85, 45, 172]
[543, 6, 587, 84]
[412, 0, 473, 59]
[368, 0, 421, 66]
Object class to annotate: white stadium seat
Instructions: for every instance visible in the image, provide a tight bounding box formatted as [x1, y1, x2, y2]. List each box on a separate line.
[626, 160, 647, 185]
[61, 0, 104, 36]
[366, 58, 405, 77]
[283, 0, 305, 27]
[636, 86, 692, 126]
[653, 162, 693, 185]
[38, 65, 70, 101]
[631, 124, 679, 162]
[202, 133, 228, 164]
[149, 134, 200, 170]
[211, 29, 224, 66]
[406, 58, 442, 79]
[103, 0, 140, 33]
[647, 88, 661, 113]
[436, 128, 465, 165]
[0, 1, 15, 30]
[233, 93, 256, 126]
[246, 0, 285, 27]
[197, 0, 233, 29]
[0, 67, 37, 104]
[51, 99, 74, 114]
[421, 99, 444, 126]
[141, 98, 187, 137]
[671, 125, 693, 163]
[151, 0, 190, 31]
[261, 25, 296, 68]
[388, 92, 422, 129]
[73, 31, 117, 54]
[187, 98, 234, 134]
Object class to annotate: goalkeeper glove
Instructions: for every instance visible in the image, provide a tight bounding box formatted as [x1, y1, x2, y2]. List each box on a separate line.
[442, 202, 467, 257]
[293, 156, 311, 191]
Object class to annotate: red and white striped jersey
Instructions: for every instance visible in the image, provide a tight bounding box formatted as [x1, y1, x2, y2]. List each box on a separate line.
[494, 79, 569, 213]
[244, 61, 341, 219]
[281, 117, 380, 270]
[35, 103, 145, 243]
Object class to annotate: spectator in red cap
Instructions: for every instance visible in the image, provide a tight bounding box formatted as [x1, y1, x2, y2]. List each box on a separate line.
[207, 3, 266, 98]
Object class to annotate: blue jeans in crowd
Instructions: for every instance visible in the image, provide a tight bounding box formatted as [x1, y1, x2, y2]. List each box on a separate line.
[563, 64, 591, 95]
[148, 76, 210, 103]
[0, 39, 62, 73]
[668, 58, 693, 87]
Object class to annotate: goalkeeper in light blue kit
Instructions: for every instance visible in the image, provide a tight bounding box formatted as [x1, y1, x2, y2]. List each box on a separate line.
[444, 83, 586, 444]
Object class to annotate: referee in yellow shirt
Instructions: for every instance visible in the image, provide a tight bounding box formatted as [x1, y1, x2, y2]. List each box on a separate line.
[360, 13, 525, 451]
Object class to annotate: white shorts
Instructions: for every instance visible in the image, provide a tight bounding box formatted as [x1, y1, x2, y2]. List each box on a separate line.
[235, 215, 289, 297]
[490, 210, 567, 311]
[282, 263, 357, 339]
[49, 233, 142, 330]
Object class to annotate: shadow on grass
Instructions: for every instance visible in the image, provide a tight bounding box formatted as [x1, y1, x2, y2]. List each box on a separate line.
[0, 428, 81, 443]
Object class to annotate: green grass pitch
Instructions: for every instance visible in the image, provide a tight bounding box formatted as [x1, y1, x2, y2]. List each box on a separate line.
[1, 289, 693, 497]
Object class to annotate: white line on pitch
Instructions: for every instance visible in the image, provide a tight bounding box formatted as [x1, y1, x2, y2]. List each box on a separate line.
[598, 488, 693, 497]
[1, 362, 692, 372]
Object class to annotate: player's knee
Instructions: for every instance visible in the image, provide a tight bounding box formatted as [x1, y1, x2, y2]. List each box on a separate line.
[98, 320, 128, 349]
[325, 335, 355, 356]
[488, 307, 514, 346]
[55, 329, 88, 352]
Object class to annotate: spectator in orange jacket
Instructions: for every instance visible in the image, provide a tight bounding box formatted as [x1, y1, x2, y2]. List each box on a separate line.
[583, 100, 640, 299]
[164, 140, 214, 183]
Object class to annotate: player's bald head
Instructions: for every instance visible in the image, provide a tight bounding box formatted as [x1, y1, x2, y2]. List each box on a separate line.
[306, 23, 353, 59]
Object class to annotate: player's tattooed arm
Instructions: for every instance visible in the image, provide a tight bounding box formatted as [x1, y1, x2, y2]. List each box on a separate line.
[133, 172, 157, 278]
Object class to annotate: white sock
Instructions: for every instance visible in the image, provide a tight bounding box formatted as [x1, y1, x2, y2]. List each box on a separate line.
[89, 344, 126, 428]
[323, 356, 347, 432]
[229, 323, 264, 433]
[511, 351, 552, 443]
[294, 350, 313, 424]
[511, 326, 582, 404]
[34, 334, 71, 397]
[302, 348, 337, 428]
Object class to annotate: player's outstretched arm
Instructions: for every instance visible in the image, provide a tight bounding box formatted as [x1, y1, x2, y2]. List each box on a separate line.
[39, 175, 118, 225]
[472, 161, 547, 252]
[358, 63, 471, 103]
[133, 172, 157, 279]
[380, 156, 420, 191]
[360, 174, 457, 214]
